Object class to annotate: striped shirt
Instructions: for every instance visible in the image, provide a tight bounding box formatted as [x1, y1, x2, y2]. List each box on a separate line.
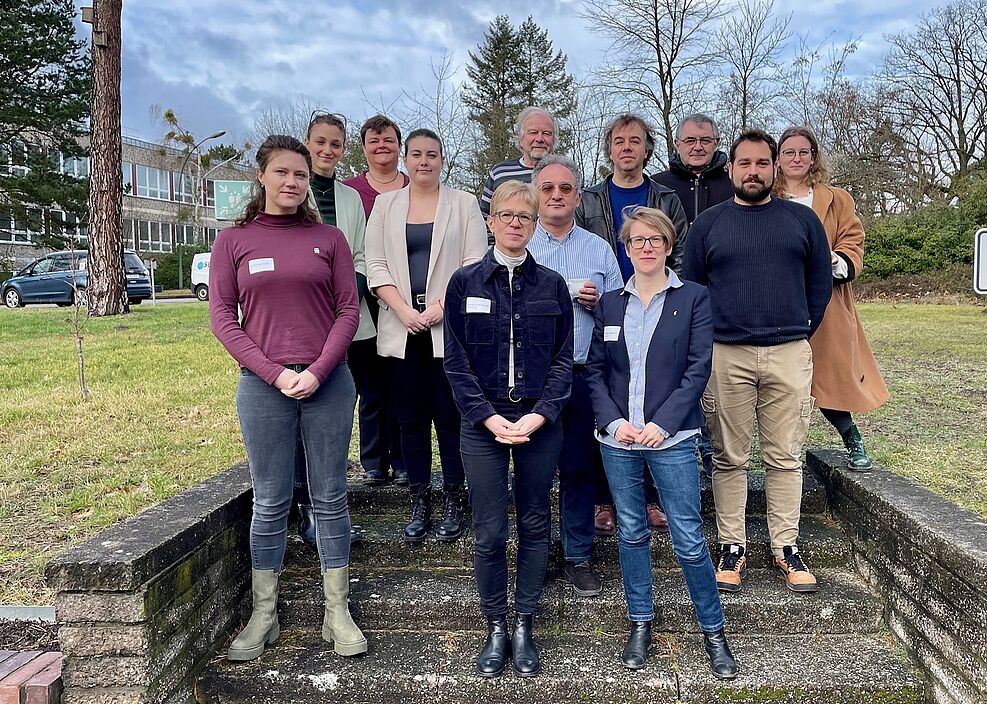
[597, 269, 699, 451]
[479, 158, 534, 218]
[527, 220, 623, 364]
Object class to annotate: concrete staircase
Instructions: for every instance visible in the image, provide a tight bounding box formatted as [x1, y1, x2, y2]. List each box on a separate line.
[195, 470, 926, 703]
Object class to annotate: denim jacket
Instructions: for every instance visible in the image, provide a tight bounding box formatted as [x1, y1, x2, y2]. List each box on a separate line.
[444, 249, 573, 426]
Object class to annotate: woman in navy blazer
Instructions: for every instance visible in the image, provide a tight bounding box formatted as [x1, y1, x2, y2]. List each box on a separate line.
[585, 207, 737, 678]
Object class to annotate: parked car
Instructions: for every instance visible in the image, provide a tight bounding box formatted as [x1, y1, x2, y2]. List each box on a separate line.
[191, 252, 210, 301]
[2, 250, 152, 308]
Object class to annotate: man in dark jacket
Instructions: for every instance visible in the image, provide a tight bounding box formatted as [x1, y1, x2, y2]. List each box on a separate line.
[575, 113, 688, 279]
[575, 113, 687, 534]
[652, 113, 733, 225]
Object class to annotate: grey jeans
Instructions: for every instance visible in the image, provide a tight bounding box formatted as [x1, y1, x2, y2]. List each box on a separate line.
[236, 363, 355, 572]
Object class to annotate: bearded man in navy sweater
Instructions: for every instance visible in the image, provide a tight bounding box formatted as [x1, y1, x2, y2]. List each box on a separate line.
[682, 129, 831, 595]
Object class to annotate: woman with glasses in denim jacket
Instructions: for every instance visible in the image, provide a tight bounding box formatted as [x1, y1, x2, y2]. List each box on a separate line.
[585, 206, 737, 678]
[444, 180, 573, 678]
[365, 128, 487, 544]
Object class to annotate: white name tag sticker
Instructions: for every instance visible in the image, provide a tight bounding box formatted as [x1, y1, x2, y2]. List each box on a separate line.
[248, 258, 275, 274]
[465, 297, 492, 314]
[604, 325, 621, 342]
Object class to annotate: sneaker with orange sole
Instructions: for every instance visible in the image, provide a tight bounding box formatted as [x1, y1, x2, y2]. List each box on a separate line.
[773, 545, 818, 593]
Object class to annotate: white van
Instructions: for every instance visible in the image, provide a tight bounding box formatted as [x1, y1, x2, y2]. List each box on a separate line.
[191, 253, 211, 301]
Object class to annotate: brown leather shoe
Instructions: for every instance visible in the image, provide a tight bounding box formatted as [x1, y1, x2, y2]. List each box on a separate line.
[594, 504, 616, 536]
[715, 544, 747, 593]
[646, 504, 669, 532]
[773, 545, 818, 593]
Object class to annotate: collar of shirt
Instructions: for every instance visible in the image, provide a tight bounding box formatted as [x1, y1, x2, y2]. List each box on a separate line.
[623, 268, 683, 301]
[479, 246, 540, 283]
[534, 218, 576, 244]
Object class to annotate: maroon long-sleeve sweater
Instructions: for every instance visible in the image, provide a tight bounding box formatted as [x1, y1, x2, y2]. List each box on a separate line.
[209, 211, 359, 385]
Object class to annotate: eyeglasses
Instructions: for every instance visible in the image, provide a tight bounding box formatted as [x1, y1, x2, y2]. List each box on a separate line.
[537, 182, 576, 195]
[493, 211, 535, 225]
[627, 236, 668, 250]
[678, 137, 717, 147]
[780, 149, 813, 159]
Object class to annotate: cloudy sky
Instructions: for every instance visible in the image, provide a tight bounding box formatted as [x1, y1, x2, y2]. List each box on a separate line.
[75, 0, 945, 145]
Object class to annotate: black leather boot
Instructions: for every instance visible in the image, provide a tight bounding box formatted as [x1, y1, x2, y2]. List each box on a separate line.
[511, 612, 540, 676]
[434, 484, 466, 542]
[621, 620, 652, 669]
[476, 615, 510, 678]
[297, 503, 317, 546]
[403, 484, 431, 543]
[703, 628, 738, 680]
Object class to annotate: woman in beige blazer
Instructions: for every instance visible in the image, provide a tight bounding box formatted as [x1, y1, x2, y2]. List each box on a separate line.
[775, 126, 889, 471]
[366, 128, 487, 543]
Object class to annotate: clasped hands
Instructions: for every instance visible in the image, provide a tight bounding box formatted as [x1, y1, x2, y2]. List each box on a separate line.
[274, 368, 321, 399]
[614, 421, 667, 448]
[397, 300, 443, 334]
[483, 413, 546, 444]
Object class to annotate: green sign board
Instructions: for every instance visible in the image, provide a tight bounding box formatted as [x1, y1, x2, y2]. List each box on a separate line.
[213, 180, 253, 221]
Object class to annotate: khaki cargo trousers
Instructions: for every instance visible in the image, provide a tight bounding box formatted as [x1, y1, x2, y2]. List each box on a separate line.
[701, 340, 814, 556]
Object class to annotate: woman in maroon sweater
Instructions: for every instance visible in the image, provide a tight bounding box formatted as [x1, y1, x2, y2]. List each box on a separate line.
[209, 135, 365, 662]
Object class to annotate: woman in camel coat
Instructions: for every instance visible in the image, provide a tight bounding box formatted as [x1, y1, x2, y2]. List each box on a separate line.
[774, 126, 889, 470]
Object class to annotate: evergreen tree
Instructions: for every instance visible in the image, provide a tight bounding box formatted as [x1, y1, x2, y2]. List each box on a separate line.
[0, 0, 90, 249]
[463, 16, 576, 182]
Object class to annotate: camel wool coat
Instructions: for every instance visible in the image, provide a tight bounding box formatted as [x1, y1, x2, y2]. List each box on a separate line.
[807, 183, 889, 412]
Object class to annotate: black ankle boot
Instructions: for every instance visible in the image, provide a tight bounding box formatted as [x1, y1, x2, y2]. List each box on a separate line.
[403, 484, 431, 543]
[621, 620, 651, 669]
[511, 612, 540, 676]
[297, 503, 317, 547]
[703, 628, 738, 680]
[434, 484, 466, 542]
[477, 615, 510, 678]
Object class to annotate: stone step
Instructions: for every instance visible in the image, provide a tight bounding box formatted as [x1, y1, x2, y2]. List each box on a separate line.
[272, 567, 883, 636]
[345, 470, 829, 517]
[196, 631, 924, 703]
[287, 513, 851, 572]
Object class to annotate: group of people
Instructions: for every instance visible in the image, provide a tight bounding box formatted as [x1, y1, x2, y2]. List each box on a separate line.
[208, 105, 889, 680]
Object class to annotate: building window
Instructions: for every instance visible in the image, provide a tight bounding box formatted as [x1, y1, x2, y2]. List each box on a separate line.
[123, 162, 134, 194]
[174, 172, 196, 204]
[0, 209, 39, 243]
[60, 153, 90, 179]
[174, 223, 202, 246]
[137, 220, 172, 253]
[135, 164, 170, 200]
[205, 179, 216, 208]
[50, 210, 87, 245]
[123, 218, 136, 249]
[2, 142, 30, 176]
[206, 227, 218, 245]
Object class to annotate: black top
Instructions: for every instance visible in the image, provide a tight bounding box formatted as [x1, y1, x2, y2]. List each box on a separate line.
[310, 172, 337, 227]
[652, 151, 733, 225]
[406, 222, 433, 296]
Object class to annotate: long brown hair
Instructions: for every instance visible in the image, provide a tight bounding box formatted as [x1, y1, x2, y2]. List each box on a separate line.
[235, 135, 321, 227]
[774, 126, 831, 197]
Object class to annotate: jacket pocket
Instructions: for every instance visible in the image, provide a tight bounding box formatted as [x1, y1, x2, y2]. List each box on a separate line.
[463, 298, 496, 344]
[700, 389, 723, 453]
[527, 298, 562, 346]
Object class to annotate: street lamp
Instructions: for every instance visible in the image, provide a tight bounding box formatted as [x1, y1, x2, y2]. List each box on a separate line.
[176, 130, 225, 289]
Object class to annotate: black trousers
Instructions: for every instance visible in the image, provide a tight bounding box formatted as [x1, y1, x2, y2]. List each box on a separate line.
[388, 331, 464, 487]
[349, 336, 403, 474]
[462, 399, 563, 617]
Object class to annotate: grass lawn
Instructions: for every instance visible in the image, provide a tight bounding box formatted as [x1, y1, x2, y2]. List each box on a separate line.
[1, 302, 985, 605]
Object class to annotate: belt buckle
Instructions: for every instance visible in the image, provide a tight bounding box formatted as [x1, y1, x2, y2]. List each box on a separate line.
[415, 293, 427, 307]
[508, 387, 521, 403]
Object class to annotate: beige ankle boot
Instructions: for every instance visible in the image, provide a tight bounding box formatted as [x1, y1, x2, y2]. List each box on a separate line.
[228, 569, 280, 661]
[322, 566, 367, 656]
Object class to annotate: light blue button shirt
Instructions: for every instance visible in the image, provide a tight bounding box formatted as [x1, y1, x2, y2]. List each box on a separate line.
[597, 269, 700, 451]
[527, 220, 623, 364]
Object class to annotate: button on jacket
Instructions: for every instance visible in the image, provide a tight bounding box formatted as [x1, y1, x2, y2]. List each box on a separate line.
[444, 249, 574, 427]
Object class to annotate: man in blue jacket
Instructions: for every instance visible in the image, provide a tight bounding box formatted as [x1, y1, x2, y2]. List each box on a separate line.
[682, 129, 832, 596]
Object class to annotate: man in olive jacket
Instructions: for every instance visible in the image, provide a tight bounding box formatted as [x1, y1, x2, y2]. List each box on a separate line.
[575, 114, 688, 278]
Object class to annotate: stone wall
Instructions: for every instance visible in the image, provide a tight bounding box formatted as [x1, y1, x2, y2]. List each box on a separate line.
[45, 465, 253, 704]
[808, 450, 987, 704]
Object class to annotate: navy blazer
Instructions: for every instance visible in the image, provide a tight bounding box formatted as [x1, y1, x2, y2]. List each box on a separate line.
[585, 280, 713, 437]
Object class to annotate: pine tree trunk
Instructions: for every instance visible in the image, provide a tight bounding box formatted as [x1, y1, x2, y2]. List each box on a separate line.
[86, 0, 128, 317]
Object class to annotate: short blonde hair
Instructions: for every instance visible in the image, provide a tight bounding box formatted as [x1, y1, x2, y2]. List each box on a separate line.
[489, 180, 538, 216]
[618, 206, 676, 249]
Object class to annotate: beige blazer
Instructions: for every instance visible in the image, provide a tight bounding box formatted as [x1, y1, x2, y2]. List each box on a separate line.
[366, 184, 488, 358]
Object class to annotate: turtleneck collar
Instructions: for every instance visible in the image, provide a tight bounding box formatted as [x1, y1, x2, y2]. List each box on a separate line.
[493, 246, 528, 269]
[253, 210, 306, 228]
[311, 171, 336, 188]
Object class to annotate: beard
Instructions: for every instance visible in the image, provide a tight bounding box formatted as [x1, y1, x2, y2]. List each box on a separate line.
[733, 178, 772, 203]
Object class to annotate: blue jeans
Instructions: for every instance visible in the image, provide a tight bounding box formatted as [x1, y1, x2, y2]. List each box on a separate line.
[600, 438, 725, 631]
[236, 364, 355, 573]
